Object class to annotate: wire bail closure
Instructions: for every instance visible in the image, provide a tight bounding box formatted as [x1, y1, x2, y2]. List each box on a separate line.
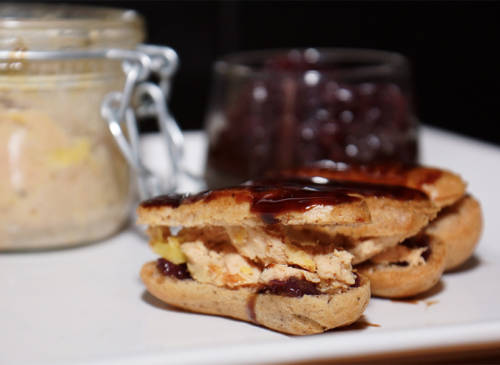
[100, 45, 188, 200]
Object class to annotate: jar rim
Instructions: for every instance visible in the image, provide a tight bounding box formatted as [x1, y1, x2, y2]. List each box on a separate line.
[0, 4, 144, 51]
[0, 3, 141, 28]
[215, 48, 409, 79]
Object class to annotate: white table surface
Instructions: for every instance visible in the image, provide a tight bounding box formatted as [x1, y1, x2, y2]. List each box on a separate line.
[1, 126, 500, 365]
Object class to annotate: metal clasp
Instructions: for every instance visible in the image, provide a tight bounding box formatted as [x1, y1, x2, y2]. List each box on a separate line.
[100, 45, 202, 200]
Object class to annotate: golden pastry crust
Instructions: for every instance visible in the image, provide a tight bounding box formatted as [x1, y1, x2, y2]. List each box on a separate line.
[426, 194, 483, 271]
[316, 196, 439, 250]
[138, 192, 371, 227]
[405, 167, 465, 208]
[138, 183, 439, 245]
[357, 235, 446, 298]
[285, 164, 466, 208]
[141, 261, 370, 335]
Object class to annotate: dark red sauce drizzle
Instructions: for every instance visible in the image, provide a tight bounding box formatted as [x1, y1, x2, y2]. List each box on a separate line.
[414, 169, 443, 188]
[283, 163, 443, 189]
[247, 294, 258, 323]
[142, 195, 186, 208]
[141, 173, 427, 224]
[156, 258, 191, 280]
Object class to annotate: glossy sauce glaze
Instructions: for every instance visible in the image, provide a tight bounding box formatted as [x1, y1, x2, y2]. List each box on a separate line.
[280, 163, 443, 190]
[141, 173, 428, 224]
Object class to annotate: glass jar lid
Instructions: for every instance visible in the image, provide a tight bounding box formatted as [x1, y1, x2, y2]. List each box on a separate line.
[0, 3, 144, 51]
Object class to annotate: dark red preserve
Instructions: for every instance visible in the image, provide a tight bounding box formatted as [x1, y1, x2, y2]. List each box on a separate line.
[156, 258, 191, 280]
[258, 277, 321, 297]
[205, 49, 418, 188]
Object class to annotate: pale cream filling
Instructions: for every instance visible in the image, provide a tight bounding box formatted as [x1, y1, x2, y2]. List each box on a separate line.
[150, 225, 359, 291]
[370, 244, 428, 267]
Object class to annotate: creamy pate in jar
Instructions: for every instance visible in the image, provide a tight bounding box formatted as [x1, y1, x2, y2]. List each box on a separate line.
[0, 4, 144, 249]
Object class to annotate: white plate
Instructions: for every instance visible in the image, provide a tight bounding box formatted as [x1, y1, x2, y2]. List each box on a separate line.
[2, 126, 500, 365]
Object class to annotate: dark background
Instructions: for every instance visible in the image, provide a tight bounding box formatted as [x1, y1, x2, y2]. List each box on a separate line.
[12, 1, 500, 145]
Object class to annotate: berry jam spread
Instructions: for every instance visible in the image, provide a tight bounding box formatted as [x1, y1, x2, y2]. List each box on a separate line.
[156, 258, 191, 280]
[141, 172, 427, 224]
[205, 50, 417, 188]
[258, 277, 321, 297]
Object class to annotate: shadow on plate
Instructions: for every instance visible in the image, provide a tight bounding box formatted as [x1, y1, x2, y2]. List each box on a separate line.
[336, 315, 381, 332]
[141, 290, 187, 313]
[445, 254, 481, 275]
[140, 289, 282, 334]
[387, 280, 445, 305]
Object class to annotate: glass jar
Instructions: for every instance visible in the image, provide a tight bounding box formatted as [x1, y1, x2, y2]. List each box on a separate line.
[0, 4, 144, 250]
[204, 48, 418, 189]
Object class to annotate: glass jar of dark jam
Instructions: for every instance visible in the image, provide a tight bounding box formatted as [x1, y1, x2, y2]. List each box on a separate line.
[204, 48, 418, 188]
